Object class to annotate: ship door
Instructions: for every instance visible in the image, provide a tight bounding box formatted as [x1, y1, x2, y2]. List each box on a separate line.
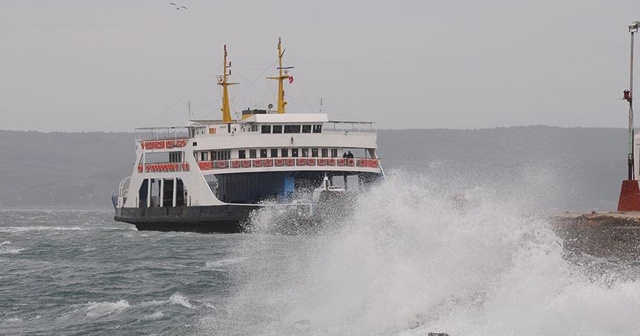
[157, 178, 186, 207]
[139, 179, 149, 208]
[175, 179, 185, 207]
[162, 179, 174, 207]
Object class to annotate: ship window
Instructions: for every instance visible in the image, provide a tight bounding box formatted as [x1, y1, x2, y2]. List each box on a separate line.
[321, 148, 328, 157]
[302, 125, 311, 133]
[313, 125, 322, 133]
[193, 142, 197, 146]
[250, 149, 257, 158]
[201, 152, 209, 161]
[145, 152, 170, 163]
[281, 148, 289, 157]
[238, 150, 246, 159]
[292, 148, 298, 157]
[260, 149, 268, 158]
[284, 125, 300, 133]
[331, 149, 338, 157]
[301, 148, 308, 157]
[261, 125, 271, 134]
[213, 150, 230, 160]
[270, 149, 278, 157]
[251, 125, 258, 132]
[273, 125, 283, 133]
[169, 152, 183, 162]
[312, 148, 318, 157]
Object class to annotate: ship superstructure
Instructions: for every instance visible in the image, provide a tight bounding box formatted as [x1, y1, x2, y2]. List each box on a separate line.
[114, 39, 384, 232]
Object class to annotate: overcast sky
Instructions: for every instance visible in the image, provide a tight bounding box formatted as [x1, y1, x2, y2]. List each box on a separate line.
[2, 0, 640, 132]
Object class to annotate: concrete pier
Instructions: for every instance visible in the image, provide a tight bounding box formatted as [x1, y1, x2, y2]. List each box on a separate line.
[551, 211, 640, 260]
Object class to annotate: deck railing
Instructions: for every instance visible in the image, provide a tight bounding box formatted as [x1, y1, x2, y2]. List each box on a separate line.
[196, 157, 380, 171]
[137, 158, 380, 174]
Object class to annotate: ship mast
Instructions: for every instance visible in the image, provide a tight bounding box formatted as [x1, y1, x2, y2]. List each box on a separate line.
[218, 45, 238, 122]
[267, 37, 293, 113]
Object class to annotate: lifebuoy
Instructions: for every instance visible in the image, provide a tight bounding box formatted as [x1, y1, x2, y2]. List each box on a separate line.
[263, 159, 273, 167]
[182, 162, 189, 171]
[216, 161, 227, 169]
[308, 158, 316, 166]
[318, 158, 326, 166]
[137, 165, 143, 173]
[275, 159, 284, 166]
[347, 159, 355, 166]
[166, 141, 174, 149]
[231, 160, 241, 168]
[337, 158, 345, 166]
[296, 158, 306, 166]
[286, 158, 295, 166]
[253, 159, 262, 167]
[242, 160, 251, 168]
[327, 158, 336, 166]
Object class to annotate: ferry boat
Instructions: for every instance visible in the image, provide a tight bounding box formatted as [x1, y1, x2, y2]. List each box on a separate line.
[113, 39, 385, 232]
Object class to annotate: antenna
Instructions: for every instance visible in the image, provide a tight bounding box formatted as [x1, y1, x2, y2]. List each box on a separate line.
[188, 100, 191, 119]
[267, 37, 294, 114]
[319, 97, 323, 113]
[219, 44, 238, 122]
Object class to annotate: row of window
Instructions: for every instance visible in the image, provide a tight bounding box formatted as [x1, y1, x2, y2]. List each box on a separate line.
[260, 124, 323, 134]
[240, 148, 338, 159]
[196, 148, 340, 161]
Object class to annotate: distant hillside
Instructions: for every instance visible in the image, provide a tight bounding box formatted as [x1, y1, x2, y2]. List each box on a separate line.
[0, 127, 628, 211]
[378, 127, 627, 211]
[0, 131, 134, 209]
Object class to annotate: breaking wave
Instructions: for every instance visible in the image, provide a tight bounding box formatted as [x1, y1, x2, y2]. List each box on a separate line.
[199, 172, 640, 335]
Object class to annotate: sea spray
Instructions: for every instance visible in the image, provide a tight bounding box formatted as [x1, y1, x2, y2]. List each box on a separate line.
[198, 172, 640, 336]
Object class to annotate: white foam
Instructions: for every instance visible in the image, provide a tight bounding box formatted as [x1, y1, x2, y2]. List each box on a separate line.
[0, 226, 87, 233]
[141, 311, 164, 321]
[169, 293, 194, 309]
[0, 247, 24, 255]
[85, 300, 130, 317]
[204, 257, 248, 270]
[200, 172, 640, 335]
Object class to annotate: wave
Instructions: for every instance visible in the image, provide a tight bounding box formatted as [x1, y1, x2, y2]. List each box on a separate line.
[169, 293, 194, 309]
[0, 226, 88, 233]
[85, 300, 130, 317]
[198, 172, 640, 336]
[204, 257, 249, 271]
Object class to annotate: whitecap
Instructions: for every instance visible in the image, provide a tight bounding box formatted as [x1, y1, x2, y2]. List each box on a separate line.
[85, 300, 130, 317]
[0, 226, 87, 233]
[0, 247, 24, 255]
[141, 311, 164, 321]
[204, 257, 248, 270]
[169, 293, 194, 309]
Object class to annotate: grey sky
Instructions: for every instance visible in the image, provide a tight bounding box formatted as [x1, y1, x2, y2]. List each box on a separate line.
[2, 0, 639, 132]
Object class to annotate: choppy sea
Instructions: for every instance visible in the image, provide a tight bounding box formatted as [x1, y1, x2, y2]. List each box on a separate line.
[2, 174, 640, 336]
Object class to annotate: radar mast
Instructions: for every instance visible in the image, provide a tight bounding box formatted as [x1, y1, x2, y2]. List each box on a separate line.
[267, 37, 293, 113]
[218, 45, 238, 122]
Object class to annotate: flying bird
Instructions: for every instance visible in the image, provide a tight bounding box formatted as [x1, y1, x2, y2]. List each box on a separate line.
[169, 3, 187, 10]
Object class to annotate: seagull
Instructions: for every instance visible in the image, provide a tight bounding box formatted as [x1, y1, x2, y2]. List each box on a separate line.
[169, 3, 187, 10]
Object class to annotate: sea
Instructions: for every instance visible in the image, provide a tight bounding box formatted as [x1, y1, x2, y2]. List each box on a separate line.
[2, 174, 640, 336]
